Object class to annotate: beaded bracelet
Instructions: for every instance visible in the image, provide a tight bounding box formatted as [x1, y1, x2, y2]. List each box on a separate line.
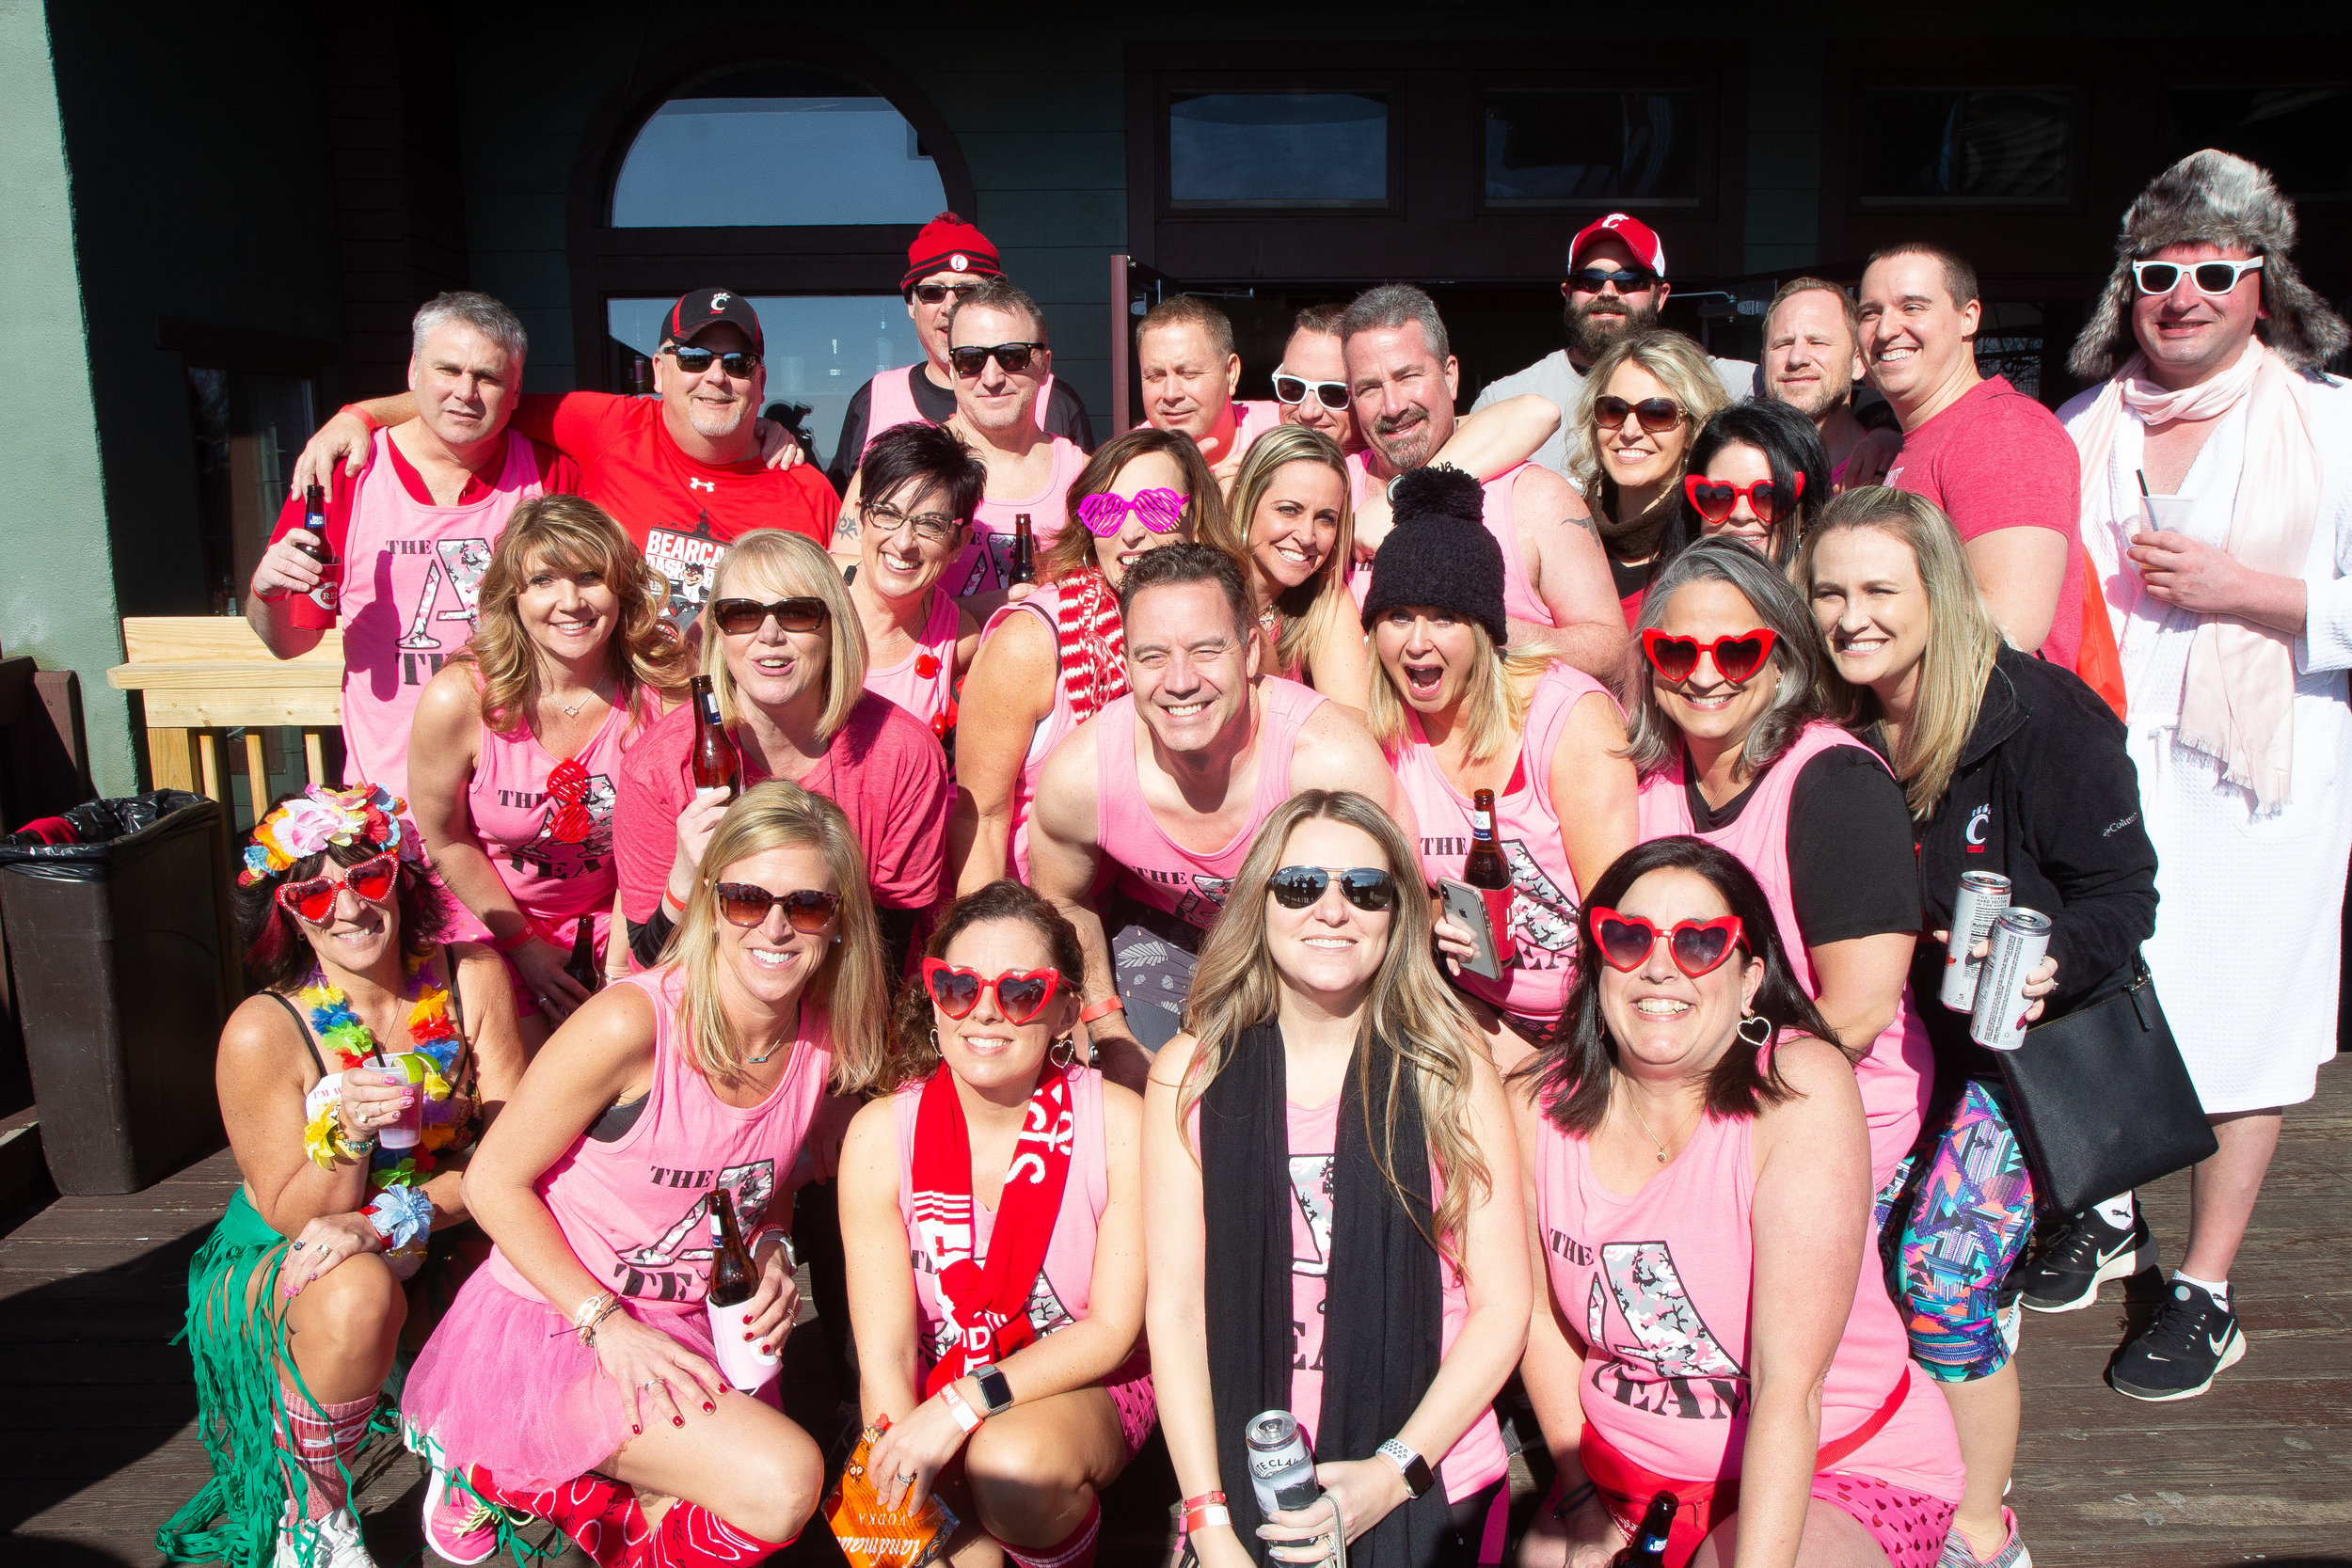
[1553, 1481, 1597, 1518]
[571, 1290, 618, 1344]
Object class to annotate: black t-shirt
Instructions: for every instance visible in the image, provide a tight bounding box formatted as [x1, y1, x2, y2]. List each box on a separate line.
[825, 368, 1097, 493]
[1682, 745, 1919, 949]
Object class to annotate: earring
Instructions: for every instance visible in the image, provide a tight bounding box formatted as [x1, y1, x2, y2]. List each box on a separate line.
[928, 1028, 940, 1052]
[1050, 1035, 1079, 1069]
[1738, 1013, 1772, 1048]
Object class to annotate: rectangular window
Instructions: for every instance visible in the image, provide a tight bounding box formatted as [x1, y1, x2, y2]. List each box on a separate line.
[2167, 86, 2352, 198]
[1167, 90, 1391, 209]
[186, 367, 314, 615]
[1484, 89, 1704, 206]
[1858, 87, 2073, 205]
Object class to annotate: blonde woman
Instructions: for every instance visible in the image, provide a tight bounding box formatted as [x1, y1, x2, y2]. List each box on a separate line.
[616, 530, 950, 975]
[401, 782, 886, 1568]
[1145, 790, 1529, 1568]
[1230, 423, 1372, 708]
[410, 496, 691, 1040]
[1568, 329, 1731, 622]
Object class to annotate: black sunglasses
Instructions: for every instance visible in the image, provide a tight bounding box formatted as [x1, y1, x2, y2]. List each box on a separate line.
[912, 282, 982, 306]
[948, 341, 1043, 378]
[1594, 395, 1685, 435]
[1272, 373, 1350, 411]
[1570, 267, 1659, 293]
[713, 882, 840, 932]
[666, 345, 762, 377]
[711, 596, 830, 636]
[1268, 865, 1398, 912]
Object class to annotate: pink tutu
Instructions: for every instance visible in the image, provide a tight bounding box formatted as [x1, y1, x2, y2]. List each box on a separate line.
[402, 1264, 761, 1489]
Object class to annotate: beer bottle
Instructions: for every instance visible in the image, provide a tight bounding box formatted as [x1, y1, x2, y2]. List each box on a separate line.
[1008, 513, 1037, 586]
[704, 1190, 778, 1391]
[690, 674, 741, 796]
[1612, 1491, 1677, 1567]
[1464, 789, 1512, 892]
[293, 483, 340, 614]
[563, 917, 603, 995]
[629, 355, 653, 398]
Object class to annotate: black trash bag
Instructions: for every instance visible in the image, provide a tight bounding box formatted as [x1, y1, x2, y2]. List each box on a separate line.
[0, 789, 212, 882]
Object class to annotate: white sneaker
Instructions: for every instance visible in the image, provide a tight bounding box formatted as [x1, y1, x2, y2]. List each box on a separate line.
[274, 1507, 378, 1568]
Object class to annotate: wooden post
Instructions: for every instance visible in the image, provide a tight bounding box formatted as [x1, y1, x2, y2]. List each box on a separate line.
[197, 733, 223, 803]
[243, 731, 269, 824]
[149, 727, 197, 792]
[303, 729, 326, 786]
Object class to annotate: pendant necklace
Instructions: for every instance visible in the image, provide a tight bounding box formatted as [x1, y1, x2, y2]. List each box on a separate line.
[1620, 1076, 1689, 1164]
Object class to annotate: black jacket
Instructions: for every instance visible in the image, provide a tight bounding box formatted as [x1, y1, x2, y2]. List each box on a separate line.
[1877, 645, 2160, 1081]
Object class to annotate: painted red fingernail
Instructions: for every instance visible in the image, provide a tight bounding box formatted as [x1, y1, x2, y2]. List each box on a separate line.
[742, 1330, 754, 1340]
[702, 1401, 715, 1414]
[671, 1416, 684, 1428]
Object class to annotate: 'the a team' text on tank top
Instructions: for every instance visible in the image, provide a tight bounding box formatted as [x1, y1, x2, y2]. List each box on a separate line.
[1093, 677, 1328, 929]
[468, 691, 650, 938]
[954, 436, 1089, 599]
[979, 584, 1088, 882]
[862, 588, 962, 732]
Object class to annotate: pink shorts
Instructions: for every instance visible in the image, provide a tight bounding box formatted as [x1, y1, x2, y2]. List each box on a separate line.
[1811, 1472, 1956, 1568]
[1105, 1365, 1156, 1457]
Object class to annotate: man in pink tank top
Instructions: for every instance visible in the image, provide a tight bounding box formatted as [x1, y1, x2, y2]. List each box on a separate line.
[1135, 295, 1282, 485]
[1026, 545, 1404, 1081]
[247, 292, 573, 803]
[1338, 285, 1629, 679]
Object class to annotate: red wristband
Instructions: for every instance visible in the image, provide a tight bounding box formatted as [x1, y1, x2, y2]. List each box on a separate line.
[1078, 995, 1126, 1024]
[661, 887, 689, 919]
[1182, 1492, 1230, 1535]
[339, 402, 378, 433]
[493, 926, 535, 954]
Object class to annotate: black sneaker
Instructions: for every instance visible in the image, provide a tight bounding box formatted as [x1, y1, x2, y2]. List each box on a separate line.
[2016, 1208, 2154, 1312]
[2108, 1277, 2246, 1402]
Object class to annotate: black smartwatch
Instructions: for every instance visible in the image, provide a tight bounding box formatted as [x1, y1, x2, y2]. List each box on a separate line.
[1377, 1438, 1434, 1499]
[971, 1363, 1014, 1417]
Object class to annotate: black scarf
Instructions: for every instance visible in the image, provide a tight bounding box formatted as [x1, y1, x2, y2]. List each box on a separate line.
[1200, 1020, 1450, 1567]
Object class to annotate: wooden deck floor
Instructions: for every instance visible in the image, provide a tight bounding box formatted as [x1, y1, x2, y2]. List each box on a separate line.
[5, 1070, 2350, 1567]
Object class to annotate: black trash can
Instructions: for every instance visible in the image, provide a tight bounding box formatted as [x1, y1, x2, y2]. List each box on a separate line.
[0, 791, 237, 1193]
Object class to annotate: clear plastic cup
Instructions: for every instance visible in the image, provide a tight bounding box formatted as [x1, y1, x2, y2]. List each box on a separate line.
[376, 1053, 428, 1149]
[2141, 494, 2196, 535]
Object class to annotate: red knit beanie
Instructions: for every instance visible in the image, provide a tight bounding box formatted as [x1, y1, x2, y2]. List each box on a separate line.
[901, 212, 1002, 293]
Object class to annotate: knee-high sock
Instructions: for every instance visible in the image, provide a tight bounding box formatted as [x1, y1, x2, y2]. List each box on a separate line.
[635, 1500, 796, 1567]
[999, 1498, 1102, 1568]
[471, 1465, 650, 1567]
[277, 1388, 377, 1520]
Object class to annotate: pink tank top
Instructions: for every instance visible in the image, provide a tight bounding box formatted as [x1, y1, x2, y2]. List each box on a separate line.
[466, 691, 647, 927]
[893, 1067, 1111, 1378]
[483, 966, 832, 1305]
[1634, 722, 1931, 1190]
[1393, 665, 1612, 1021]
[1094, 677, 1328, 929]
[1342, 455, 1546, 626]
[339, 428, 548, 802]
[978, 584, 1087, 881]
[862, 364, 1060, 461]
[1531, 1095, 1963, 1499]
[862, 589, 961, 731]
[950, 436, 1088, 600]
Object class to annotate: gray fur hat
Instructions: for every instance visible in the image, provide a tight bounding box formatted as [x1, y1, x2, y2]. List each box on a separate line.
[2068, 149, 2348, 382]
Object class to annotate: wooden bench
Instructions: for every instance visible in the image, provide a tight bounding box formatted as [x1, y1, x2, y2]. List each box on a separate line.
[106, 617, 342, 821]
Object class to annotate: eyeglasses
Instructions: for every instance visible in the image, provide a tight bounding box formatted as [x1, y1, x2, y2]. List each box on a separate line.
[1569, 267, 1659, 294]
[1588, 907, 1744, 978]
[666, 345, 762, 378]
[1272, 372, 1350, 411]
[1640, 627, 1779, 686]
[921, 958, 1064, 1025]
[1267, 865, 1398, 912]
[2131, 257, 2264, 299]
[1685, 471, 1804, 525]
[713, 882, 841, 932]
[1594, 396, 1686, 435]
[862, 500, 960, 546]
[712, 596, 830, 636]
[277, 851, 399, 924]
[1077, 487, 1185, 537]
[947, 341, 1043, 379]
[912, 282, 981, 306]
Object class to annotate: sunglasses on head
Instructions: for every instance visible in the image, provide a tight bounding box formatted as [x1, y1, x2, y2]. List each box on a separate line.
[1684, 470, 1804, 525]
[278, 851, 399, 924]
[666, 344, 761, 378]
[1640, 626, 1779, 686]
[712, 596, 829, 637]
[921, 958, 1063, 1025]
[913, 282, 981, 306]
[1594, 395, 1685, 435]
[1267, 865, 1398, 912]
[1272, 372, 1350, 411]
[713, 882, 841, 932]
[1569, 266, 1660, 293]
[948, 341, 1043, 379]
[1589, 907, 1745, 978]
[1077, 486, 1185, 537]
[2131, 257, 2264, 299]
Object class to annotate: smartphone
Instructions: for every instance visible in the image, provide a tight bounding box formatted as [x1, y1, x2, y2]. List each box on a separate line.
[1438, 878, 1507, 983]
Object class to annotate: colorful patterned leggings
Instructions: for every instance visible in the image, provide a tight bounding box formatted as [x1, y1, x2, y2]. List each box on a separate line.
[1873, 1076, 2038, 1383]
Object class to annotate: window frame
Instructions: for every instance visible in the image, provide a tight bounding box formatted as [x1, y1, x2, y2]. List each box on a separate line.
[1473, 73, 1723, 215]
[1849, 83, 2083, 212]
[1156, 72, 1407, 215]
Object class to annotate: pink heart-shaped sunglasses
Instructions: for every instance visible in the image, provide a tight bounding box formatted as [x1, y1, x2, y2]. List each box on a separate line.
[1076, 486, 1185, 538]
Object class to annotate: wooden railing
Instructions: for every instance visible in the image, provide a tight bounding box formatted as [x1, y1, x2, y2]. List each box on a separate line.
[107, 618, 342, 822]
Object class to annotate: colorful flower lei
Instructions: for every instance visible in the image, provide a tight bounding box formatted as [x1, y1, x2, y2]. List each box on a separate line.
[296, 958, 465, 1192]
[241, 781, 408, 886]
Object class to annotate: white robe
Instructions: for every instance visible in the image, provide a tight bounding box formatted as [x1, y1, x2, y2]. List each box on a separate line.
[2061, 371, 2352, 1112]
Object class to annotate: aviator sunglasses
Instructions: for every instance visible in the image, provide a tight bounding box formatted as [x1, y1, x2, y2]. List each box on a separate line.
[278, 851, 400, 924]
[1589, 908, 1745, 978]
[713, 882, 841, 932]
[666, 345, 762, 378]
[2131, 257, 2264, 299]
[1077, 486, 1185, 537]
[1684, 470, 1804, 524]
[1641, 626, 1779, 686]
[1272, 372, 1351, 411]
[1267, 865, 1399, 912]
[1594, 395, 1686, 436]
[922, 958, 1063, 1025]
[712, 596, 830, 636]
[948, 341, 1043, 378]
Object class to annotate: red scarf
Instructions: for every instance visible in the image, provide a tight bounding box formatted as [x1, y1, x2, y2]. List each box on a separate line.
[909, 1061, 1077, 1395]
[1055, 569, 1128, 722]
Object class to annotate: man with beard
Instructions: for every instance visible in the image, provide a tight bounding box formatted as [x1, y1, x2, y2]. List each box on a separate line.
[1471, 213, 1754, 480]
[294, 288, 838, 635]
[1342, 284, 1627, 678]
[1761, 277, 1882, 486]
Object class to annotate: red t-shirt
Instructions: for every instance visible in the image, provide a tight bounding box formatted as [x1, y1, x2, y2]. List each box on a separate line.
[266, 433, 578, 629]
[613, 690, 949, 919]
[1886, 375, 2084, 666]
[511, 392, 839, 627]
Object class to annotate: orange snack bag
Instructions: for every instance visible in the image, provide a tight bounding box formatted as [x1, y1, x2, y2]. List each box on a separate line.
[824, 1418, 958, 1568]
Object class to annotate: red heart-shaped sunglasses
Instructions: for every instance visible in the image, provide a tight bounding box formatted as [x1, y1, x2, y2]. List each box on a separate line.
[276, 851, 399, 924]
[1587, 907, 1746, 978]
[1683, 470, 1804, 524]
[1640, 627, 1779, 686]
[922, 958, 1065, 1025]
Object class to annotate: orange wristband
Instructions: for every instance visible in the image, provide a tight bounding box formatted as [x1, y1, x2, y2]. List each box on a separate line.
[1078, 995, 1125, 1024]
[339, 402, 378, 433]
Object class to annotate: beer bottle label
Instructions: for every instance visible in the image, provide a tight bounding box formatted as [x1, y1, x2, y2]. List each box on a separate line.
[1471, 810, 1494, 838]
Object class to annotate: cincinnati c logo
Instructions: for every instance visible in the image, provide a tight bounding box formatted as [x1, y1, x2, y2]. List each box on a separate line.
[710, 291, 731, 310]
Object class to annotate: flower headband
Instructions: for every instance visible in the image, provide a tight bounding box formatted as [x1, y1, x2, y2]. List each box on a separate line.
[240, 783, 409, 886]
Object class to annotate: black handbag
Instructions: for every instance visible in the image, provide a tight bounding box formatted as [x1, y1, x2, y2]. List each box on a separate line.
[1993, 958, 2218, 1213]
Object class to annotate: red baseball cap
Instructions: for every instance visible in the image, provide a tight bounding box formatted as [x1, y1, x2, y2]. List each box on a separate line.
[1568, 214, 1666, 277]
[663, 287, 764, 353]
[902, 212, 1004, 294]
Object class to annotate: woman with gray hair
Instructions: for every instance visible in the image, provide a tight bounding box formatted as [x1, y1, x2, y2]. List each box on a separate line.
[1627, 536, 1931, 1193]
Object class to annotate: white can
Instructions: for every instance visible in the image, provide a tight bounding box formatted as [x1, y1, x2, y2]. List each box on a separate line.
[1940, 872, 2012, 1012]
[1969, 909, 2051, 1053]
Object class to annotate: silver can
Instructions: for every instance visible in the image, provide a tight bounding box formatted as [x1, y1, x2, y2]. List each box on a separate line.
[1939, 871, 2013, 1012]
[1244, 1409, 1320, 1517]
[1969, 908, 2052, 1052]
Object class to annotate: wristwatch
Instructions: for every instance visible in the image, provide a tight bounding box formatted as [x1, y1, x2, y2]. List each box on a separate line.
[1376, 1438, 1434, 1499]
[970, 1363, 1014, 1418]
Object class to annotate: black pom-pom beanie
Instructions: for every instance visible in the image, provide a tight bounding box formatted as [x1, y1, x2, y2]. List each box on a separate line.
[1359, 466, 1508, 645]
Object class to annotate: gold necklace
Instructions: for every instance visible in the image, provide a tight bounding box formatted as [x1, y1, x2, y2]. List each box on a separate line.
[1618, 1075, 1692, 1164]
